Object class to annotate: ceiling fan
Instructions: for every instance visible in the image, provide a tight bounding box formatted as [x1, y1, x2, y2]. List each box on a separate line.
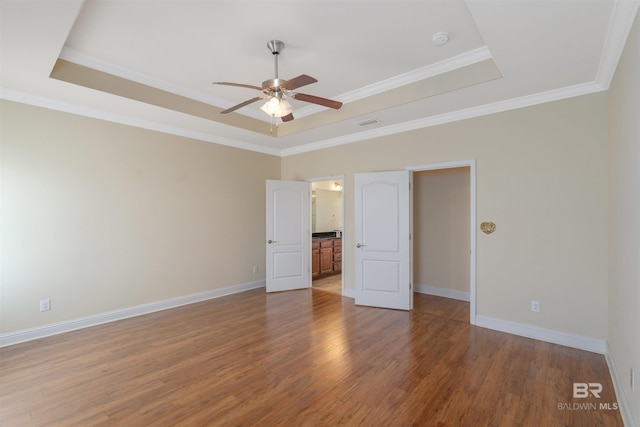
[212, 40, 343, 122]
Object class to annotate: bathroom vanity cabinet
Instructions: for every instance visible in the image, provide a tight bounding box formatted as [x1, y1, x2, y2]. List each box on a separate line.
[312, 238, 342, 279]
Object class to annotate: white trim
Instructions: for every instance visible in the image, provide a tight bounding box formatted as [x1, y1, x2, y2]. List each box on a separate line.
[0, 76, 607, 160]
[0, 280, 265, 348]
[414, 284, 470, 302]
[3, 0, 634, 158]
[0, 88, 281, 157]
[282, 1, 636, 156]
[342, 287, 355, 299]
[307, 175, 344, 181]
[604, 343, 638, 427]
[336, 46, 493, 103]
[59, 46, 492, 122]
[280, 81, 604, 157]
[406, 160, 476, 171]
[605, 344, 636, 427]
[3, 0, 634, 160]
[595, 0, 640, 89]
[475, 315, 607, 354]
[407, 160, 477, 325]
[293, 46, 493, 118]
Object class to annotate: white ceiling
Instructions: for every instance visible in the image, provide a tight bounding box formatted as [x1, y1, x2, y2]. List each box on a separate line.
[1, 0, 638, 156]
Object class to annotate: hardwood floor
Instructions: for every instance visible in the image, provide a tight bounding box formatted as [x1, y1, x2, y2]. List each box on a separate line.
[312, 274, 342, 295]
[0, 289, 622, 426]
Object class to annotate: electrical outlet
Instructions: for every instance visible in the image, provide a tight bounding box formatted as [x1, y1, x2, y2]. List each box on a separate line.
[531, 300, 540, 313]
[252, 265, 258, 274]
[39, 299, 51, 312]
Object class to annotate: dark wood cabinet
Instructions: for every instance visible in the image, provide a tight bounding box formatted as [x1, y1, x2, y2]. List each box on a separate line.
[312, 238, 342, 279]
[312, 241, 320, 276]
[333, 238, 342, 273]
[320, 247, 333, 274]
[320, 239, 333, 275]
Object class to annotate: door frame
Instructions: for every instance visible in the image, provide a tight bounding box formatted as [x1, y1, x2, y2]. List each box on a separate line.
[307, 175, 345, 295]
[406, 160, 476, 325]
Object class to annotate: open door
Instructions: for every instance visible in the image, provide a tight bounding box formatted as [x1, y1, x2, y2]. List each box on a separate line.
[266, 180, 311, 292]
[354, 171, 412, 310]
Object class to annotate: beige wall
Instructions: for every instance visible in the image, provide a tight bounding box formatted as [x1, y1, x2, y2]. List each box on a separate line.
[0, 100, 281, 333]
[1, 91, 611, 343]
[282, 92, 609, 340]
[607, 9, 640, 424]
[413, 167, 470, 294]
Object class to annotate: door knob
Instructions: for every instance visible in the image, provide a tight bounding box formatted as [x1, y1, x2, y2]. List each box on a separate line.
[267, 239, 276, 244]
[356, 243, 366, 248]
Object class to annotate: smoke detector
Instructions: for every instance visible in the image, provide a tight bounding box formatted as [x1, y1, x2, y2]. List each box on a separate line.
[432, 32, 450, 46]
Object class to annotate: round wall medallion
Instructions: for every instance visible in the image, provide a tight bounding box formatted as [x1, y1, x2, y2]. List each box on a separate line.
[480, 222, 496, 234]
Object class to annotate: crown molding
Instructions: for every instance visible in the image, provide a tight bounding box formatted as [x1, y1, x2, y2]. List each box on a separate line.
[282, 0, 638, 157]
[293, 46, 493, 118]
[0, 88, 281, 156]
[595, 0, 640, 88]
[280, 80, 605, 157]
[4, 1, 634, 158]
[60, 45, 493, 122]
[0, 78, 606, 159]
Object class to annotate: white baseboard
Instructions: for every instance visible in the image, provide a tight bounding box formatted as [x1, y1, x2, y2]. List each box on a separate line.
[342, 287, 355, 299]
[475, 315, 607, 354]
[606, 344, 637, 427]
[414, 284, 470, 302]
[0, 280, 265, 348]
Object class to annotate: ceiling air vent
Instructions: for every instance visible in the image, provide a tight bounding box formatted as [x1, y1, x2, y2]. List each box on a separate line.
[354, 118, 381, 126]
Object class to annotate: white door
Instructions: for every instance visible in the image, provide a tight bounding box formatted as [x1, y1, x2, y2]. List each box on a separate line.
[354, 171, 412, 310]
[266, 180, 310, 292]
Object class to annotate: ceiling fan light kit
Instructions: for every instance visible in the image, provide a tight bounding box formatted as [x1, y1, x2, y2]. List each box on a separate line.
[260, 97, 293, 118]
[212, 40, 343, 123]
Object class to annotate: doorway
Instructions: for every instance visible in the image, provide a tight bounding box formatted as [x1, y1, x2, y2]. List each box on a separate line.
[308, 177, 344, 295]
[408, 161, 476, 324]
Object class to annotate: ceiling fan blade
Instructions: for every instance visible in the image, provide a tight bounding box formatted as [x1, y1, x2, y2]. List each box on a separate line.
[212, 81, 262, 91]
[281, 113, 294, 122]
[221, 96, 264, 114]
[293, 93, 342, 110]
[281, 74, 317, 91]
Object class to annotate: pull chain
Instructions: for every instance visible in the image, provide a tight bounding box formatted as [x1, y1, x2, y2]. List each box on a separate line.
[269, 115, 279, 135]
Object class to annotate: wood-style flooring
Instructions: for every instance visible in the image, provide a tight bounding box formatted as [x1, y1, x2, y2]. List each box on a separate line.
[0, 289, 622, 426]
[312, 274, 342, 295]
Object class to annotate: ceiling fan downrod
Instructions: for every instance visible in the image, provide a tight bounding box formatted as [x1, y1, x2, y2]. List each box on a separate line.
[265, 40, 285, 90]
[267, 40, 284, 77]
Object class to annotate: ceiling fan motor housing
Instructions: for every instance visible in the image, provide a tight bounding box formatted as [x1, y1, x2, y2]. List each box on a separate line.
[262, 78, 287, 91]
